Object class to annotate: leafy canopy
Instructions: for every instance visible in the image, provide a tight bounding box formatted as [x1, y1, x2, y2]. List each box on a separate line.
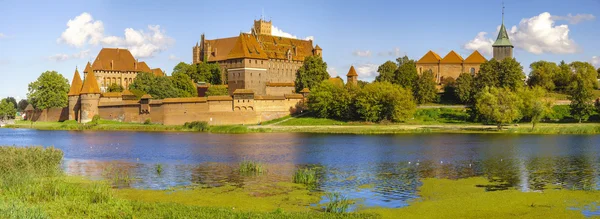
[106, 83, 124, 92]
[295, 55, 330, 92]
[413, 70, 438, 104]
[355, 82, 416, 122]
[375, 61, 398, 83]
[527, 61, 558, 91]
[0, 98, 17, 119]
[474, 86, 522, 129]
[205, 85, 229, 96]
[27, 71, 70, 110]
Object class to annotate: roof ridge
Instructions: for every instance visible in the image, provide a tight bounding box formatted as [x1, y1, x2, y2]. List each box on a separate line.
[440, 50, 464, 64]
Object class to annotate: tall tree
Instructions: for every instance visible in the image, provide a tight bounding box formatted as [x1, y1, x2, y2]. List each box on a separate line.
[568, 62, 596, 122]
[375, 61, 398, 83]
[394, 60, 418, 89]
[307, 80, 339, 119]
[518, 87, 552, 130]
[0, 99, 16, 120]
[195, 62, 222, 85]
[474, 59, 501, 90]
[27, 71, 69, 110]
[396, 55, 411, 67]
[498, 58, 525, 91]
[3, 97, 17, 110]
[130, 72, 185, 99]
[570, 61, 598, 89]
[527, 61, 558, 91]
[474, 87, 522, 130]
[455, 73, 475, 104]
[295, 55, 330, 92]
[17, 99, 28, 112]
[413, 70, 438, 104]
[171, 72, 198, 97]
[553, 60, 572, 91]
[355, 82, 416, 122]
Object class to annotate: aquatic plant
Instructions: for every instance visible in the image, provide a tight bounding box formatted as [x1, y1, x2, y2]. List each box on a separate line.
[324, 192, 352, 213]
[155, 163, 163, 175]
[238, 160, 265, 175]
[293, 167, 318, 186]
[102, 164, 135, 186]
[183, 121, 209, 131]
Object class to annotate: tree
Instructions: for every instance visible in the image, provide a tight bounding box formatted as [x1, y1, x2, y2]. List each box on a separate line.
[553, 61, 572, 91]
[295, 55, 330, 92]
[3, 97, 17, 110]
[171, 72, 198, 97]
[375, 61, 397, 83]
[413, 70, 438, 104]
[27, 71, 69, 110]
[474, 59, 501, 90]
[455, 73, 475, 104]
[130, 72, 186, 99]
[498, 58, 525, 91]
[307, 80, 353, 120]
[396, 55, 411, 67]
[205, 85, 229, 96]
[518, 87, 552, 130]
[568, 63, 596, 122]
[195, 62, 222, 85]
[17, 99, 28, 112]
[394, 60, 418, 89]
[355, 82, 416, 122]
[570, 61, 598, 89]
[106, 83, 124, 92]
[440, 77, 458, 104]
[527, 61, 558, 91]
[0, 98, 16, 120]
[475, 87, 522, 130]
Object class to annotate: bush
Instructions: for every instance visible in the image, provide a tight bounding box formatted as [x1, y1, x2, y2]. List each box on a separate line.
[183, 121, 209, 131]
[545, 105, 573, 122]
[144, 118, 152, 125]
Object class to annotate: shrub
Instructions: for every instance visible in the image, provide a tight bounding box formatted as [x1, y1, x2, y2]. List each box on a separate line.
[183, 121, 209, 131]
[144, 118, 152, 125]
[545, 105, 572, 122]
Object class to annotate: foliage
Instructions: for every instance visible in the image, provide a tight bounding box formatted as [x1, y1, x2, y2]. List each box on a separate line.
[375, 61, 397, 83]
[324, 192, 351, 213]
[130, 72, 194, 99]
[293, 167, 319, 187]
[413, 108, 470, 123]
[527, 61, 558, 91]
[517, 87, 553, 129]
[355, 82, 416, 122]
[205, 85, 229, 96]
[106, 83, 124, 92]
[454, 73, 475, 104]
[474, 87, 522, 129]
[413, 70, 438, 104]
[474, 59, 501, 90]
[475, 58, 525, 91]
[394, 60, 418, 89]
[553, 60, 572, 91]
[0, 99, 17, 119]
[395, 55, 411, 67]
[183, 121, 209, 131]
[440, 78, 459, 104]
[568, 63, 596, 122]
[17, 99, 28, 112]
[27, 71, 70, 110]
[295, 56, 330, 92]
[171, 72, 198, 97]
[129, 89, 146, 99]
[173, 62, 222, 85]
[308, 80, 355, 120]
[545, 105, 572, 121]
[238, 160, 265, 175]
[144, 118, 152, 125]
[570, 61, 598, 89]
[3, 97, 17, 110]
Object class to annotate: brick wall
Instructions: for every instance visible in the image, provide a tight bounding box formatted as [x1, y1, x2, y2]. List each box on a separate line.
[26, 107, 69, 122]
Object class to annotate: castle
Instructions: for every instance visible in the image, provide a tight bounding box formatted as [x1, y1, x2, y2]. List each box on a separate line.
[192, 19, 322, 96]
[415, 9, 513, 84]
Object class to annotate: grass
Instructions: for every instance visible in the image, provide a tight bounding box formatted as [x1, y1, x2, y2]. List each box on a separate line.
[293, 167, 319, 187]
[323, 192, 352, 213]
[209, 125, 271, 134]
[239, 160, 266, 175]
[276, 117, 350, 126]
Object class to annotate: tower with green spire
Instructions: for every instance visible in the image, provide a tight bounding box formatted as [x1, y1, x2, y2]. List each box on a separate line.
[492, 4, 513, 60]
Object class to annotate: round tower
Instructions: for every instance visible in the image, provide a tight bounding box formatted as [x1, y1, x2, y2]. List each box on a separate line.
[67, 67, 83, 121]
[79, 67, 101, 123]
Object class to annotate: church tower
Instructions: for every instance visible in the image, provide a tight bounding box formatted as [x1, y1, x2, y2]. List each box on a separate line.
[346, 66, 358, 86]
[492, 5, 513, 60]
[252, 19, 272, 35]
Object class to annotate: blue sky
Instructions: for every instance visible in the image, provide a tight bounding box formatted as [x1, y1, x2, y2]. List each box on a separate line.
[1, 0, 599, 100]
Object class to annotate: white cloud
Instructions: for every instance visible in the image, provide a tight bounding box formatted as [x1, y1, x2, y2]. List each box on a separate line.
[464, 12, 581, 55]
[591, 56, 600, 67]
[463, 32, 494, 56]
[552, 13, 595, 24]
[57, 13, 174, 58]
[168, 54, 179, 61]
[354, 63, 378, 78]
[378, 47, 402, 57]
[353, 50, 372, 57]
[48, 49, 91, 62]
[304, 36, 314, 41]
[270, 26, 314, 41]
[327, 67, 339, 77]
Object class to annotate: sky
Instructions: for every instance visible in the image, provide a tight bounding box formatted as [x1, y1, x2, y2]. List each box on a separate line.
[1, 0, 599, 100]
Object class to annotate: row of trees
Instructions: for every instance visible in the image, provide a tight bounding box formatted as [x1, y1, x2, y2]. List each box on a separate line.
[172, 62, 222, 85]
[374, 56, 439, 104]
[129, 72, 198, 99]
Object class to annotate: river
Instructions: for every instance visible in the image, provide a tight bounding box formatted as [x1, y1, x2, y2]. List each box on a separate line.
[1, 128, 599, 209]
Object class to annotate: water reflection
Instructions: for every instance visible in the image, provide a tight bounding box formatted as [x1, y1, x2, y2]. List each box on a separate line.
[1, 129, 600, 209]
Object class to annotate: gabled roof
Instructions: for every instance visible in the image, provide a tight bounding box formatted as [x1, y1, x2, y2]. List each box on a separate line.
[80, 68, 101, 94]
[138, 62, 151, 72]
[440, 50, 464, 64]
[24, 104, 34, 111]
[346, 66, 358, 77]
[417, 51, 442, 64]
[315, 44, 322, 50]
[83, 62, 92, 73]
[464, 50, 487, 64]
[68, 68, 83, 96]
[205, 33, 316, 62]
[493, 24, 513, 47]
[151, 68, 164, 77]
[92, 48, 138, 71]
[227, 34, 269, 60]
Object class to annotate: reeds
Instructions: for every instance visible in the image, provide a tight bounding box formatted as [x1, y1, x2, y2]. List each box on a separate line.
[238, 160, 265, 175]
[323, 192, 352, 213]
[293, 167, 318, 186]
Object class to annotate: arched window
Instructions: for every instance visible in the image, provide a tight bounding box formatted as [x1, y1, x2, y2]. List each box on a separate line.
[470, 68, 476, 75]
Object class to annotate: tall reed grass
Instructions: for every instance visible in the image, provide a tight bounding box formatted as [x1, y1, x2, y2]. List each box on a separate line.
[238, 160, 265, 175]
[324, 192, 352, 213]
[293, 167, 319, 186]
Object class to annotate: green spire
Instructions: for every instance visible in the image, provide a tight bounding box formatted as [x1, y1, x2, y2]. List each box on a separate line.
[493, 3, 513, 48]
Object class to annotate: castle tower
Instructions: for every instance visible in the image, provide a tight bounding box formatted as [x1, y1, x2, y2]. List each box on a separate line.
[492, 5, 513, 60]
[67, 67, 83, 121]
[79, 66, 101, 123]
[313, 45, 322, 57]
[346, 66, 358, 86]
[252, 19, 272, 35]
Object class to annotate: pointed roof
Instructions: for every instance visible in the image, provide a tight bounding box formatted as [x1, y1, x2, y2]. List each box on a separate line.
[83, 62, 92, 73]
[346, 66, 358, 77]
[440, 50, 464, 64]
[80, 68, 101, 94]
[416, 50, 442, 64]
[68, 68, 83, 96]
[464, 50, 487, 64]
[493, 13, 513, 48]
[315, 44, 322, 50]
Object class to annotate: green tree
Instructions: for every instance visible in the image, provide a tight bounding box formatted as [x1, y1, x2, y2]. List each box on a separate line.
[27, 71, 69, 110]
[518, 87, 552, 130]
[355, 82, 416, 122]
[396, 55, 411, 67]
[3, 97, 17, 110]
[570, 61, 598, 89]
[474, 59, 501, 90]
[553, 61, 572, 91]
[375, 61, 398, 83]
[413, 70, 438, 104]
[295, 55, 330, 92]
[498, 58, 525, 91]
[171, 72, 198, 97]
[205, 85, 229, 96]
[0, 98, 16, 120]
[394, 60, 418, 89]
[129, 72, 155, 94]
[17, 99, 28, 112]
[455, 73, 475, 104]
[568, 63, 596, 122]
[195, 62, 222, 85]
[130, 72, 183, 99]
[440, 77, 458, 104]
[527, 61, 558, 91]
[106, 83, 124, 92]
[474, 87, 522, 129]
